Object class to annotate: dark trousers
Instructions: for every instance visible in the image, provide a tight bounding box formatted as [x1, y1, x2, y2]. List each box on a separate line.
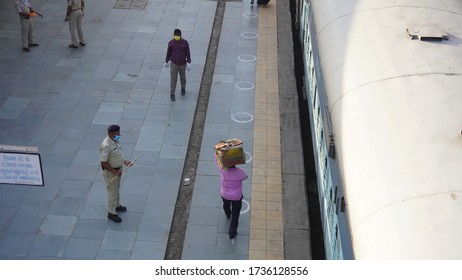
[222, 196, 242, 237]
[170, 62, 186, 94]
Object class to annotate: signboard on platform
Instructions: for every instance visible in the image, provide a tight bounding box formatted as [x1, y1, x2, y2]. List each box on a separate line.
[0, 145, 44, 186]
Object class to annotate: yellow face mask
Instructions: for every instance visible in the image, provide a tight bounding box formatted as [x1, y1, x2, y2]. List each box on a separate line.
[174, 35, 181, 41]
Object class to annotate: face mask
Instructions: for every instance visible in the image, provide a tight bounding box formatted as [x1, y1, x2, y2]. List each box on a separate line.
[174, 35, 180, 41]
[112, 135, 121, 141]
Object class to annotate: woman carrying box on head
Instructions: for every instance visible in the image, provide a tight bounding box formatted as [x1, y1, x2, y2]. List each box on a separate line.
[214, 139, 248, 239]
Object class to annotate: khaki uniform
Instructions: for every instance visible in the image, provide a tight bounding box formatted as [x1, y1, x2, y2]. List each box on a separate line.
[100, 136, 124, 215]
[14, 0, 37, 48]
[67, 0, 85, 46]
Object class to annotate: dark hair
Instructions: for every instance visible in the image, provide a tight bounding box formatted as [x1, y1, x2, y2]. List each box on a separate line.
[174, 29, 181, 36]
[107, 124, 120, 133]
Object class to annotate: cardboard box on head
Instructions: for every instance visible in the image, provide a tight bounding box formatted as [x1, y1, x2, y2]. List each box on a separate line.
[214, 139, 246, 168]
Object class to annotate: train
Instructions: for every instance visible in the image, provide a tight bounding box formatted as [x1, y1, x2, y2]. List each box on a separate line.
[297, 0, 462, 259]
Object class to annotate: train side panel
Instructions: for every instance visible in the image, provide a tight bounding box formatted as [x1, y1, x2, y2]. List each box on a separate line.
[302, 0, 462, 259]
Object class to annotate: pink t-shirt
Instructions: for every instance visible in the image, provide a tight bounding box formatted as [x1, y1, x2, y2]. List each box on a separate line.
[216, 156, 248, 200]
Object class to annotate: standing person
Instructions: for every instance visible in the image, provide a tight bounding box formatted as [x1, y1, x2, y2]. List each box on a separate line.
[14, 0, 39, 52]
[64, 0, 85, 48]
[215, 154, 248, 239]
[100, 125, 132, 223]
[165, 28, 191, 101]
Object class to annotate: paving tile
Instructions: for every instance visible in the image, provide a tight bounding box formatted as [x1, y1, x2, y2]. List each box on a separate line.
[28, 234, 68, 258]
[134, 137, 162, 151]
[193, 174, 221, 194]
[184, 224, 218, 246]
[63, 238, 101, 259]
[154, 158, 184, 175]
[92, 111, 121, 125]
[166, 120, 193, 133]
[159, 145, 187, 159]
[79, 201, 108, 220]
[0, 234, 35, 257]
[97, 249, 132, 260]
[113, 72, 137, 83]
[87, 181, 108, 202]
[48, 197, 85, 216]
[122, 108, 147, 119]
[119, 194, 148, 213]
[25, 182, 61, 201]
[196, 160, 218, 176]
[147, 104, 173, 116]
[191, 192, 222, 208]
[40, 215, 78, 236]
[204, 122, 229, 136]
[131, 241, 165, 260]
[3, 97, 30, 108]
[163, 131, 190, 146]
[6, 215, 44, 235]
[120, 178, 151, 196]
[101, 230, 136, 251]
[136, 222, 170, 242]
[16, 199, 52, 218]
[65, 164, 99, 181]
[188, 206, 220, 226]
[71, 218, 108, 240]
[147, 179, 178, 199]
[182, 244, 217, 260]
[72, 150, 100, 166]
[0, 107, 24, 120]
[215, 233, 249, 256]
[98, 101, 125, 113]
[141, 203, 174, 223]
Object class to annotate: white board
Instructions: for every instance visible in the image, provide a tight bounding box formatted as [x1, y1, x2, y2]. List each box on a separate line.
[0, 152, 44, 186]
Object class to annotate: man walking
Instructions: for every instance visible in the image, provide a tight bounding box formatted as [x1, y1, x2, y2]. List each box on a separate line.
[165, 28, 191, 101]
[14, 0, 39, 52]
[100, 125, 131, 223]
[64, 0, 85, 48]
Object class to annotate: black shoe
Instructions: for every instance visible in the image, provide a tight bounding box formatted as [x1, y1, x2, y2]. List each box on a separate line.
[229, 231, 238, 239]
[170, 94, 175, 101]
[69, 44, 78, 49]
[116, 205, 127, 212]
[107, 213, 122, 223]
[79, 42, 86, 46]
[181, 88, 185, 95]
[22, 47, 30, 52]
[29, 43, 39, 47]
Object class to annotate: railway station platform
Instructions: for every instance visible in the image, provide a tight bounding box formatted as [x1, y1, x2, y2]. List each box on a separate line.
[0, 0, 311, 260]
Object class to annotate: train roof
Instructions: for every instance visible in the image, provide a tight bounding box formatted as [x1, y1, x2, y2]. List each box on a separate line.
[311, 0, 462, 259]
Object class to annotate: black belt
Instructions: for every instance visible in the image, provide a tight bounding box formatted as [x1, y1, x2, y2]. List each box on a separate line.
[20, 16, 30, 19]
[102, 166, 122, 171]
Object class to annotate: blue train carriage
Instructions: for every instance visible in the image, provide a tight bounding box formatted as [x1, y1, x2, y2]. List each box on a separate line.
[299, 0, 462, 259]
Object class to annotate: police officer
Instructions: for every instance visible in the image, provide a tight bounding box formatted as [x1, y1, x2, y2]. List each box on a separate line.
[14, 0, 39, 52]
[65, 0, 85, 48]
[100, 124, 131, 223]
